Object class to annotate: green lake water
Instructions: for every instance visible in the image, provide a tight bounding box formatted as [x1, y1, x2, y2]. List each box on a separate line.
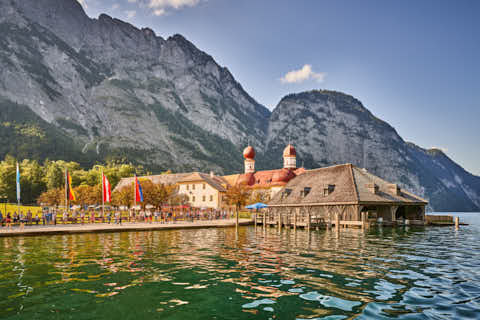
[1, 213, 479, 319]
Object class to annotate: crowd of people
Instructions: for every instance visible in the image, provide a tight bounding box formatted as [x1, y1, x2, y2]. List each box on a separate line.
[0, 208, 235, 230]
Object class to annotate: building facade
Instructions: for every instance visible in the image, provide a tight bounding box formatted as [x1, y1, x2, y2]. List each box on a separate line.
[266, 163, 427, 226]
[176, 172, 229, 209]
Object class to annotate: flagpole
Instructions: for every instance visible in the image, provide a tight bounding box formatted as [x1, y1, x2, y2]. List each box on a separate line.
[16, 163, 20, 218]
[65, 169, 68, 214]
[133, 174, 137, 211]
[102, 171, 105, 219]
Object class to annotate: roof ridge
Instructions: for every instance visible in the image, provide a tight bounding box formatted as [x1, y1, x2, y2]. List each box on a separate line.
[349, 164, 360, 203]
[306, 163, 351, 173]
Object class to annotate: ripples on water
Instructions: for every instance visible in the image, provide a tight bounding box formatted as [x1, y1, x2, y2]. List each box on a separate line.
[1, 213, 480, 319]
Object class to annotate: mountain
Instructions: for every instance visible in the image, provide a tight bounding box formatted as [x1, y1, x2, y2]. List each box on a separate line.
[0, 0, 269, 173]
[1, 0, 479, 211]
[265, 90, 480, 212]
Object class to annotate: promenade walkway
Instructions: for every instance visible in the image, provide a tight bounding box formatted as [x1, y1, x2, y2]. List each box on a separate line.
[0, 219, 253, 237]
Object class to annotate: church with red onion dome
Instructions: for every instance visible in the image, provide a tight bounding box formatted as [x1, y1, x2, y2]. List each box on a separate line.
[224, 143, 306, 198]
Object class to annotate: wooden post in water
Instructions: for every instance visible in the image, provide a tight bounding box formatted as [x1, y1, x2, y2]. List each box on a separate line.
[277, 211, 281, 231]
[263, 210, 266, 230]
[455, 216, 459, 229]
[335, 212, 340, 231]
[294, 208, 298, 232]
[307, 209, 311, 231]
[361, 212, 365, 230]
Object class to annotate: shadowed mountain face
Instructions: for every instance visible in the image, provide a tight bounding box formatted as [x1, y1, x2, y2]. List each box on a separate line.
[0, 0, 479, 211]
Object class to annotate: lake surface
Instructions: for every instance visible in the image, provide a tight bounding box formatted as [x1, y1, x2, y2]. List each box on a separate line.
[1, 213, 479, 319]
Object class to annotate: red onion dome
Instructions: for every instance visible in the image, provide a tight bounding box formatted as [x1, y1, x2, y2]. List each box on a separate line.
[243, 145, 255, 159]
[283, 144, 296, 157]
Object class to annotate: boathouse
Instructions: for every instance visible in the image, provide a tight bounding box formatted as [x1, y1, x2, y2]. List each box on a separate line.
[263, 163, 428, 228]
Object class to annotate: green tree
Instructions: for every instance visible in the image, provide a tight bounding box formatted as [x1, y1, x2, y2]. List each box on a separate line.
[0, 156, 16, 202]
[44, 161, 64, 190]
[224, 184, 251, 227]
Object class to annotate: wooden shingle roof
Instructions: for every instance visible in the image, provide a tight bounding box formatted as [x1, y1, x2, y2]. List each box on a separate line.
[178, 172, 228, 192]
[114, 173, 194, 192]
[268, 164, 427, 206]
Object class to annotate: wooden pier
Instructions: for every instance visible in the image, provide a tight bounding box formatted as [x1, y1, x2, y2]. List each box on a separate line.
[254, 211, 466, 230]
[254, 210, 369, 230]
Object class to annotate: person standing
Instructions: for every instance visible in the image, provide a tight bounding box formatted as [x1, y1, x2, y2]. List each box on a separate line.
[27, 210, 32, 225]
[80, 210, 85, 225]
[0, 211, 3, 228]
[63, 211, 68, 224]
[6, 213, 12, 229]
[114, 210, 120, 225]
[19, 211, 25, 230]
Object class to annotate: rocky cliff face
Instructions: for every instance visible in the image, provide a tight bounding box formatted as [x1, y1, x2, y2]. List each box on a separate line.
[0, 0, 479, 211]
[265, 90, 480, 212]
[0, 0, 269, 173]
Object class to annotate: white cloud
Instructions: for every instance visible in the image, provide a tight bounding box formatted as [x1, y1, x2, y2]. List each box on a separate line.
[280, 64, 326, 84]
[77, 0, 87, 9]
[148, 0, 200, 16]
[153, 8, 166, 16]
[125, 10, 136, 19]
[111, 4, 120, 10]
[128, 0, 138, 3]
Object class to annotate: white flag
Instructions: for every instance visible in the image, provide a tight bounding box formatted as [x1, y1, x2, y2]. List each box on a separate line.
[16, 162, 21, 202]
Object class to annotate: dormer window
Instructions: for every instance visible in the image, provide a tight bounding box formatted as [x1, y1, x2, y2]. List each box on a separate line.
[323, 184, 335, 196]
[281, 188, 292, 199]
[300, 187, 311, 197]
[388, 184, 401, 195]
[365, 183, 379, 194]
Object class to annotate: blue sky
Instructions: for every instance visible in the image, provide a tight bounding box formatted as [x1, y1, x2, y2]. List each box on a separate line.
[78, 0, 479, 175]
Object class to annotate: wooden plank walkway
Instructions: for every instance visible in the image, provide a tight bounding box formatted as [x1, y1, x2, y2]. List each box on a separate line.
[0, 219, 254, 238]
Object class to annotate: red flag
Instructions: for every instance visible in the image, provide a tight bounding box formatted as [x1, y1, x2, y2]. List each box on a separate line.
[103, 173, 111, 203]
[135, 176, 144, 202]
[67, 171, 76, 201]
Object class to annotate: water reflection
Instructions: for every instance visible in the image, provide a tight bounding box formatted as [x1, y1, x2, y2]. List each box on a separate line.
[1, 215, 480, 319]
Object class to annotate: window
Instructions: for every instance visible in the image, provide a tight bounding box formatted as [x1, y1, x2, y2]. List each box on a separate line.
[203, 183, 206, 190]
[192, 184, 196, 190]
[186, 184, 189, 190]
[192, 196, 196, 202]
[210, 195, 213, 202]
[202, 195, 206, 202]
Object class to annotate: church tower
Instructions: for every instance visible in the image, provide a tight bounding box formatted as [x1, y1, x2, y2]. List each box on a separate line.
[243, 145, 255, 173]
[283, 144, 297, 169]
